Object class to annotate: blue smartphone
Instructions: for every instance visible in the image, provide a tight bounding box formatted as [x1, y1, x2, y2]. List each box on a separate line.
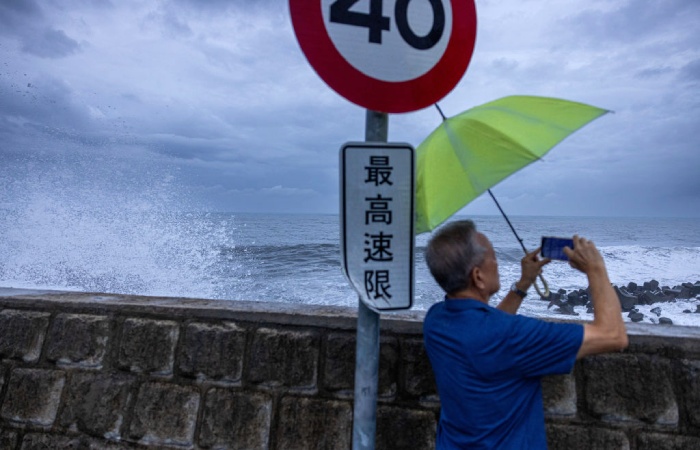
[541, 237, 574, 261]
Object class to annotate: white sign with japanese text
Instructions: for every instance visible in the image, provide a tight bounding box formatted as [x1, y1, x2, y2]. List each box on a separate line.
[340, 142, 414, 311]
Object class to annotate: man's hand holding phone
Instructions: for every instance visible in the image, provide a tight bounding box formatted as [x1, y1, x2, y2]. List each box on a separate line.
[563, 235, 607, 276]
[541, 237, 575, 261]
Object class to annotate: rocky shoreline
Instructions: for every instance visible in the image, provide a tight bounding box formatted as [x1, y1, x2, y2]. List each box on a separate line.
[542, 280, 700, 325]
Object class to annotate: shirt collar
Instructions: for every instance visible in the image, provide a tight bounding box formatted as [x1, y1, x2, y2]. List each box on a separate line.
[443, 296, 490, 312]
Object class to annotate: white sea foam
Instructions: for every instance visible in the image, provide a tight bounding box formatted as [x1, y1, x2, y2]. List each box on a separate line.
[516, 296, 700, 327]
[602, 245, 700, 288]
[0, 149, 234, 300]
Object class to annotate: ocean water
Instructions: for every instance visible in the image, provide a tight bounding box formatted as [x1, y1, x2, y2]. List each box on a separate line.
[1, 205, 699, 326]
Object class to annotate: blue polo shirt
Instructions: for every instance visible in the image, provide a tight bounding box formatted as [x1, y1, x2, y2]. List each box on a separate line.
[423, 298, 583, 449]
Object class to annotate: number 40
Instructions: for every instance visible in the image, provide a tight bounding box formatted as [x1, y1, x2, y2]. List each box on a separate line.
[330, 0, 445, 50]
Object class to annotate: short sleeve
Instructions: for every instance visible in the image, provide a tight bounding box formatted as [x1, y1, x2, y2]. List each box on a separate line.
[505, 316, 583, 378]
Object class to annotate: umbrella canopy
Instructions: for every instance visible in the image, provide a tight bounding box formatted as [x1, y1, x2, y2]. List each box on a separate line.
[415, 95, 609, 234]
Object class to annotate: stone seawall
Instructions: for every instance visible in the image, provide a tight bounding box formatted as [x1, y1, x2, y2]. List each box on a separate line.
[0, 288, 699, 449]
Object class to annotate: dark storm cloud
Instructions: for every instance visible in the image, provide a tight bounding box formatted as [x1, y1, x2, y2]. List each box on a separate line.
[0, 0, 43, 31]
[170, 0, 277, 12]
[563, 0, 700, 45]
[147, 0, 278, 36]
[21, 28, 81, 59]
[1, 0, 698, 217]
[678, 59, 700, 83]
[635, 66, 674, 80]
[0, 74, 93, 130]
[0, 0, 81, 58]
[150, 10, 193, 39]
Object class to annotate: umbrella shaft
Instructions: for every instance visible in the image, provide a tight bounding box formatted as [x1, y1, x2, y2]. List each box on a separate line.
[487, 189, 528, 254]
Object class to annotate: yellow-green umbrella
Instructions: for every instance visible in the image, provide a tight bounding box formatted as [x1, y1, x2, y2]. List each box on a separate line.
[415, 95, 609, 234]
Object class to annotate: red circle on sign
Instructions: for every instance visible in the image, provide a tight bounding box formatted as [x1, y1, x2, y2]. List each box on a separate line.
[290, 0, 477, 114]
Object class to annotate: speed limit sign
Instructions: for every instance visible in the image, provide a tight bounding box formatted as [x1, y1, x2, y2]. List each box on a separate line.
[290, 0, 477, 113]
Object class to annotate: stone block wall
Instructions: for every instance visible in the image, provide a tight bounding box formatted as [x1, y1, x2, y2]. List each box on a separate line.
[0, 288, 699, 449]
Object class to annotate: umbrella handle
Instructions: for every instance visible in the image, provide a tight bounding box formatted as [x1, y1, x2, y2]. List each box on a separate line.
[533, 274, 550, 299]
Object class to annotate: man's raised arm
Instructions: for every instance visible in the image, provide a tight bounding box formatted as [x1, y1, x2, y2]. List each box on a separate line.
[564, 236, 629, 359]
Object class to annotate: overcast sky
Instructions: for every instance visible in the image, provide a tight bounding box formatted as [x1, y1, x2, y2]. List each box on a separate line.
[1, 0, 699, 218]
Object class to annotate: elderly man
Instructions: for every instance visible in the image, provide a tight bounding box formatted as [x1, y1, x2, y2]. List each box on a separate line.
[423, 220, 628, 449]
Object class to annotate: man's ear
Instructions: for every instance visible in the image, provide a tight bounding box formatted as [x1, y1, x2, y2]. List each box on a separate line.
[471, 266, 485, 290]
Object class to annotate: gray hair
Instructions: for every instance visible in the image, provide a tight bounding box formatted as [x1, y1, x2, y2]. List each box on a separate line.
[424, 220, 487, 295]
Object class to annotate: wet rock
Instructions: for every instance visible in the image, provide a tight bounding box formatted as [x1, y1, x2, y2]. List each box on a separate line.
[568, 291, 588, 306]
[556, 304, 578, 316]
[663, 288, 681, 299]
[574, 294, 589, 306]
[637, 292, 653, 305]
[546, 293, 564, 309]
[628, 311, 644, 322]
[544, 292, 579, 316]
[538, 289, 554, 301]
[614, 286, 637, 312]
[686, 282, 700, 297]
[659, 317, 673, 325]
[639, 291, 669, 305]
[545, 279, 698, 325]
[678, 286, 693, 299]
[643, 280, 660, 290]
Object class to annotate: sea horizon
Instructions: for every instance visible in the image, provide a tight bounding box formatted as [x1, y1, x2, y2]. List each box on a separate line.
[1, 211, 698, 326]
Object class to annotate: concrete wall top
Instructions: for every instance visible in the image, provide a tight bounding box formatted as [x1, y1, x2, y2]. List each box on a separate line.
[1, 287, 700, 343]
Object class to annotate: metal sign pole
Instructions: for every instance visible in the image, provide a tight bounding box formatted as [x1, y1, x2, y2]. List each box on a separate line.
[352, 110, 387, 450]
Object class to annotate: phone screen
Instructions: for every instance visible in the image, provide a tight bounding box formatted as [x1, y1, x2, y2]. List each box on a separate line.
[541, 237, 574, 261]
